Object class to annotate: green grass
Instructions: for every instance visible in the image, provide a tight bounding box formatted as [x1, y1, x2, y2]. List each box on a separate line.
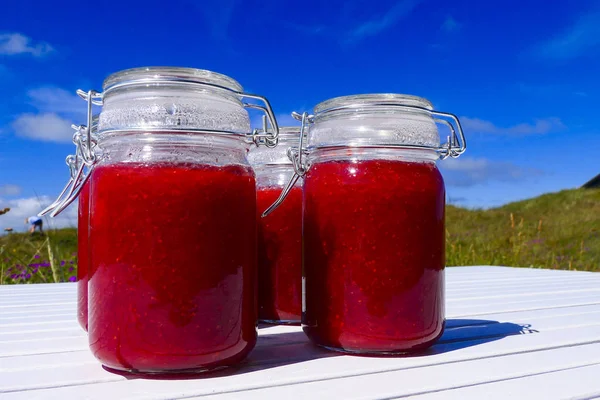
[1, 229, 78, 284]
[1, 187, 598, 284]
[446, 188, 600, 271]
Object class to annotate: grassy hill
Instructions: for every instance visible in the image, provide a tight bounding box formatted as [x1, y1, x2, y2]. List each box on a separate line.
[446, 188, 600, 271]
[1, 188, 598, 284]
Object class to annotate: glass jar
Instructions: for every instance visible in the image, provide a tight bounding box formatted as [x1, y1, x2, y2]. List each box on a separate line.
[248, 127, 302, 324]
[285, 94, 466, 354]
[43, 67, 279, 374]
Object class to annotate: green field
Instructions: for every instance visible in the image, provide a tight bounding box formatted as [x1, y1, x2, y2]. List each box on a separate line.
[446, 188, 599, 271]
[1, 188, 598, 284]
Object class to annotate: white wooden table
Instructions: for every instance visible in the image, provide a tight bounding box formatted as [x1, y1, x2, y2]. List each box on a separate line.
[2, 266, 600, 399]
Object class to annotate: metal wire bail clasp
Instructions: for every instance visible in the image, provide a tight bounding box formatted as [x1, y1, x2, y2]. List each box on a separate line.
[431, 110, 466, 159]
[261, 111, 313, 217]
[38, 90, 102, 217]
[242, 93, 279, 148]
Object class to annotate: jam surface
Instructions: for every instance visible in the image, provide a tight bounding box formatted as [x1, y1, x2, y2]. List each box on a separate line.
[302, 158, 445, 353]
[89, 162, 257, 373]
[256, 186, 302, 323]
[77, 180, 90, 332]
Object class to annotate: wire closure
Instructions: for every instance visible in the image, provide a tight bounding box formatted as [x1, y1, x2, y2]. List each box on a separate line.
[261, 112, 312, 217]
[38, 124, 96, 217]
[38, 90, 101, 217]
[261, 104, 467, 217]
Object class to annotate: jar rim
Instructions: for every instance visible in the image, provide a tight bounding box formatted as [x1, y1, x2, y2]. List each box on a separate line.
[102, 67, 244, 94]
[313, 93, 434, 114]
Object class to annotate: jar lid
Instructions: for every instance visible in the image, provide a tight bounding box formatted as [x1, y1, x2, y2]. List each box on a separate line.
[103, 67, 244, 95]
[304, 93, 442, 153]
[314, 93, 433, 115]
[98, 67, 254, 137]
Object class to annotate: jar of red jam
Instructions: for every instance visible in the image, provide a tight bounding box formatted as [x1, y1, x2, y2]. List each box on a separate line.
[43, 67, 280, 374]
[282, 95, 466, 354]
[248, 127, 302, 324]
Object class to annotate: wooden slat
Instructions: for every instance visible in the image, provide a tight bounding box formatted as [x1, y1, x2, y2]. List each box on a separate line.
[409, 363, 600, 400]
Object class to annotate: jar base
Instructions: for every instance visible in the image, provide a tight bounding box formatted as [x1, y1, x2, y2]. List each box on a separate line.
[316, 343, 428, 356]
[103, 364, 230, 377]
[259, 319, 301, 325]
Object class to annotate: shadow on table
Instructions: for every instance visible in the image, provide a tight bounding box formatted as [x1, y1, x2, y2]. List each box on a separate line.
[421, 318, 538, 356]
[106, 318, 535, 380]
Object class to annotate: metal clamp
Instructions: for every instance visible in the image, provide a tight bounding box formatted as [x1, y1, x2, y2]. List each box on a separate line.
[39, 90, 101, 217]
[40, 124, 96, 217]
[431, 110, 466, 159]
[261, 111, 311, 217]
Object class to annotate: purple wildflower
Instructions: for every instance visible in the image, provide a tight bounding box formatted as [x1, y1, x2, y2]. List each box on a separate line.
[68, 267, 75, 272]
[68, 276, 77, 282]
[69, 261, 74, 265]
[34, 254, 40, 259]
[60, 261, 66, 266]
[40, 262, 51, 268]
[10, 274, 18, 279]
[24, 273, 31, 280]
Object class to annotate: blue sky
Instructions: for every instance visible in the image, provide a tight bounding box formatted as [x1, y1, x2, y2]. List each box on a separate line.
[1, 0, 599, 230]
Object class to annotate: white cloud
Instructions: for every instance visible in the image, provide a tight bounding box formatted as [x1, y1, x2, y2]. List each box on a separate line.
[286, 0, 422, 46]
[193, 0, 237, 40]
[461, 116, 565, 135]
[346, 0, 422, 43]
[441, 16, 461, 32]
[0, 195, 77, 233]
[0, 33, 54, 57]
[26, 87, 83, 115]
[0, 184, 22, 196]
[440, 157, 543, 187]
[11, 87, 87, 143]
[535, 11, 600, 60]
[12, 112, 74, 143]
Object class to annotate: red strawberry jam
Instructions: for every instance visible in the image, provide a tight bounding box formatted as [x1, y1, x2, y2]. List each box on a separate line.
[302, 158, 445, 353]
[256, 186, 302, 323]
[77, 179, 90, 332]
[88, 162, 257, 373]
